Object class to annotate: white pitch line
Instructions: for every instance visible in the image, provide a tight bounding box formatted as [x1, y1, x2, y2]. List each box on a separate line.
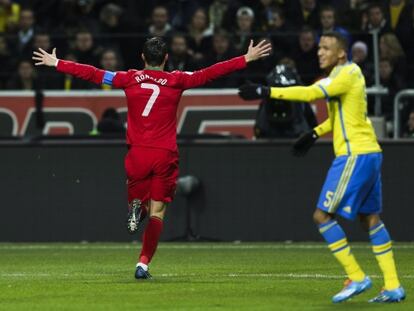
[1, 244, 414, 250]
[1, 272, 414, 279]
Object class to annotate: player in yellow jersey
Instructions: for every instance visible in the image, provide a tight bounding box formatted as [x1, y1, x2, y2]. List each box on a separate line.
[239, 32, 405, 303]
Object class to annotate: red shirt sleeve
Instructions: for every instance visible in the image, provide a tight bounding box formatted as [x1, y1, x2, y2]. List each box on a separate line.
[176, 56, 247, 89]
[112, 71, 130, 88]
[56, 60, 105, 85]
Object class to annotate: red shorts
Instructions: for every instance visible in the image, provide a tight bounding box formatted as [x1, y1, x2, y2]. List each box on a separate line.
[125, 146, 179, 205]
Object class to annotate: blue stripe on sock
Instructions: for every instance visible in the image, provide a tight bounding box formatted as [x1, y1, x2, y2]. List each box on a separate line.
[319, 221, 346, 245]
[332, 244, 349, 253]
[374, 248, 392, 256]
[369, 222, 384, 232]
[318, 219, 337, 229]
[370, 224, 391, 246]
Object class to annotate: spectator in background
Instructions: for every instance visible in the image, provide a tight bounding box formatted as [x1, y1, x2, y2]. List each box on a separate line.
[284, 0, 320, 29]
[403, 110, 414, 138]
[187, 8, 213, 62]
[379, 32, 407, 81]
[387, 0, 410, 30]
[378, 58, 406, 121]
[255, 0, 280, 30]
[100, 49, 122, 90]
[234, 6, 256, 54]
[394, 2, 414, 85]
[7, 59, 38, 90]
[0, 0, 20, 33]
[96, 107, 125, 136]
[148, 6, 172, 37]
[208, 0, 240, 31]
[351, 40, 374, 85]
[98, 2, 143, 70]
[166, 33, 197, 72]
[318, 6, 351, 45]
[71, 29, 101, 66]
[264, 6, 295, 58]
[13, 8, 35, 56]
[98, 3, 124, 49]
[291, 26, 321, 84]
[203, 29, 238, 87]
[0, 34, 13, 88]
[364, 3, 391, 36]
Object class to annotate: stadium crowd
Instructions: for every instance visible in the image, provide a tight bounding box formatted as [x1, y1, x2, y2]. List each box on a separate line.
[0, 0, 413, 134]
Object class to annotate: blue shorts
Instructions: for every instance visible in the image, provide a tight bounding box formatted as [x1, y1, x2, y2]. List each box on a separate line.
[317, 152, 382, 220]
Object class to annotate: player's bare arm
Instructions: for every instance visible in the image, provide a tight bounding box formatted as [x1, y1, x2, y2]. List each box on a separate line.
[244, 39, 272, 63]
[32, 47, 59, 67]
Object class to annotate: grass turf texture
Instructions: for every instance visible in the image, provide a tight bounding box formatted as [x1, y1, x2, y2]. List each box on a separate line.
[0, 243, 412, 311]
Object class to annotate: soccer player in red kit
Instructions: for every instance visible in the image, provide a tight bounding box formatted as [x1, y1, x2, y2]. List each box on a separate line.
[33, 37, 271, 279]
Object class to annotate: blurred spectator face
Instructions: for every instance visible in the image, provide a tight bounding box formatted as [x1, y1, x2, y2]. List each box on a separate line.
[408, 112, 414, 132]
[152, 7, 169, 29]
[237, 13, 254, 32]
[299, 31, 315, 52]
[171, 36, 187, 56]
[368, 6, 384, 27]
[379, 59, 393, 80]
[75, 32, 93, 52]
[34, 34, 51, 51]
[19, 9, 34, 31]
[352, 47, 367, 64]
[101, 50, 118, 71]
[18, 61, 34, 80]
[301, 0, 316, 11]
[213, 34, 230, 54]
[269, 9, 284, 28]
[100, 4, 122, 27]
[191, 9, 208, 31]
[320, 9, 335, 30]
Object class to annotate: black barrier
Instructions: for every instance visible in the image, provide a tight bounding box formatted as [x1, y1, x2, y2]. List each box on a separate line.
[0, 139, 413, 242]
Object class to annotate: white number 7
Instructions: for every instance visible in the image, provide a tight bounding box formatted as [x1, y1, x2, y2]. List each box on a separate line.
[141, 83, 160, 117]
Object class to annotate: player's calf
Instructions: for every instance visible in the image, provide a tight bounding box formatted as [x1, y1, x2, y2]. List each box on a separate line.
[126, 199, 147, 234]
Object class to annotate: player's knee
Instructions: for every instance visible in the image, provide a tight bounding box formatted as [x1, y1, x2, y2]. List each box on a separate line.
[359, 214, 381, 232]
[313, 208, 332, 225]
[149, 200, 167, 220]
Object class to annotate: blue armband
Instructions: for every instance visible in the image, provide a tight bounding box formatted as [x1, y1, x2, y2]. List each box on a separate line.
[103, 71, 116, 85]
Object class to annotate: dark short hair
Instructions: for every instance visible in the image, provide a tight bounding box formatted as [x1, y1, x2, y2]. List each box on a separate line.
[143, 37, 167, 66]
[321, 31, 348, 52]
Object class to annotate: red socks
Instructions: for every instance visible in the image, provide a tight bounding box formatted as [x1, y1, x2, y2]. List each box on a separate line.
[139, 217, 163, 265]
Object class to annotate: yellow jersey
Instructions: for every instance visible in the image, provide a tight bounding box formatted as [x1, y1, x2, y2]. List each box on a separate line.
[269, 62, 381, 157]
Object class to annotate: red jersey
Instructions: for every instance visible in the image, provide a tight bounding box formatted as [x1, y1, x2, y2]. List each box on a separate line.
[57, 56, 247, 151]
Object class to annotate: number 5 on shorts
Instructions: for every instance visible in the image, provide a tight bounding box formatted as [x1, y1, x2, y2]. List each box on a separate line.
[141, 83, 160, 117]
[323, 191, 334, 208]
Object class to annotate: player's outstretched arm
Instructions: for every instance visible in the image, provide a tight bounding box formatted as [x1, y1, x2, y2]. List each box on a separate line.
[178, 40, 271, 89]
[32, 47, 127, 87]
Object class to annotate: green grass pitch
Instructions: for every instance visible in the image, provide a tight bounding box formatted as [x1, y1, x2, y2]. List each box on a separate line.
[0, 243, 413, 311]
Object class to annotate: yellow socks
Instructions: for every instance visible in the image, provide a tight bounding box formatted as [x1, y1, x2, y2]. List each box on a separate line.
[370, 222, 401, 290]
[319, 220, 365, 282]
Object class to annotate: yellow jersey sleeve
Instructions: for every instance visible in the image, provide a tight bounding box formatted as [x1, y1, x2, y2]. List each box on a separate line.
[269, 85, 325, 102]
[314, 118, 332, 136]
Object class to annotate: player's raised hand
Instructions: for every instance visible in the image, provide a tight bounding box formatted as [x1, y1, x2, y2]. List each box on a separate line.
[32, 48, 58, 67]
[244, 40, 272, 63]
